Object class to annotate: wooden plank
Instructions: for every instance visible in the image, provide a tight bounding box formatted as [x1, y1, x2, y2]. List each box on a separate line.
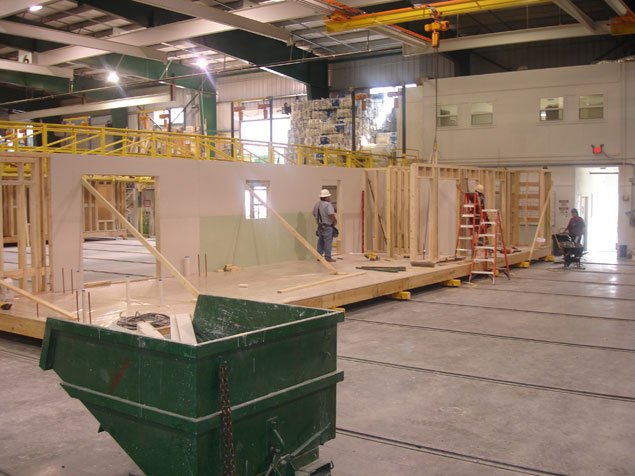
[396, 168, 402, 253]
[246, 185, 338, 275]
[529, 187, 553, 261]
[16, 164, 27, 289]
[138, 321, 165, 339]
[372, 170, 379, 251]
[0, 169, 3, 275]
[386, 167, 393, 257]
[426, 165, 439, 260]
[0, 313, 46, 339]
[0, 279, 77, 320]
[408, 163, 419, 259]
[277, 271, 366, 293]
[45, 158, 53, 292]
[175, 313, 197, 345]
[82, 178, 200, 296]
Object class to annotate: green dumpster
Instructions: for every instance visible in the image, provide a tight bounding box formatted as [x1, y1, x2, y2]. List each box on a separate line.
[40, 295, 344, 475]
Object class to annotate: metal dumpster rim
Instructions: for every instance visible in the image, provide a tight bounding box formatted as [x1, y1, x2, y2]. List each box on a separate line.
[40, 309, 344, 368]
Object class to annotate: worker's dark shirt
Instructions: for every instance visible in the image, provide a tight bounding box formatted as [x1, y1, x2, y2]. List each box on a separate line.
[566, 215, 585, 237]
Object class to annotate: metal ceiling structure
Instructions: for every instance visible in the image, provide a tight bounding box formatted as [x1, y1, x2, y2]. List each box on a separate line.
[0, 0, 632, 112]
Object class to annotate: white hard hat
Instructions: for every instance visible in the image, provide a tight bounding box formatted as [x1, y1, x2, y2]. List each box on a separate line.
[320, 189, 331, 198]
[475, 184, 485, 194]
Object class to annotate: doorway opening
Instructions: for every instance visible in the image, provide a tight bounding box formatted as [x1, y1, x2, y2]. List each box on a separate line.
[575, 167, 618, 253]
[82, 175, 158, 283]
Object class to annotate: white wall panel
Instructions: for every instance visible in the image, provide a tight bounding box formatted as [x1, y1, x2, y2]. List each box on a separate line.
[408, 62, 633, 166]
[49, 155, 362, 291]
[216, 71, 306, 102]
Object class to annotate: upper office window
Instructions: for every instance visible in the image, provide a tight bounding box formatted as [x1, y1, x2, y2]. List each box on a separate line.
[579, 94, 604, 120]
[471, 103, 493, 125]
[244, 180, 269, 220]
[539, 97, 563, 121]
[437, 105, 458, 127]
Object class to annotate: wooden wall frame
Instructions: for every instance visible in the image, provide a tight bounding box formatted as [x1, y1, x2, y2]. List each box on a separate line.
[365, 164, 551, 260]
[0, 153, 51, 292]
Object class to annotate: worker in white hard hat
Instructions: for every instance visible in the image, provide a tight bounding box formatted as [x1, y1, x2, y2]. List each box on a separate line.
[470, 184, 489, 242]
[313, 189, 338, 262]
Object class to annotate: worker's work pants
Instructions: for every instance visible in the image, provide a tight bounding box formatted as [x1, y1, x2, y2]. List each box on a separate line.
[317, 226, 334, 260]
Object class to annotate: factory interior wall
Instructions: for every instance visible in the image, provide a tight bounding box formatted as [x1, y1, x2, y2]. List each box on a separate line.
[618, 164, 635, 254]
[406, 62, 631, 166]
[404, 61, 635, 256]
[49, 155, 364, 291]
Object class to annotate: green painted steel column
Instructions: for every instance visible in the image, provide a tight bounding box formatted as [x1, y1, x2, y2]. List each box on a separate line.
[200, 92, 217, 135]
[111, 108, 129, 129]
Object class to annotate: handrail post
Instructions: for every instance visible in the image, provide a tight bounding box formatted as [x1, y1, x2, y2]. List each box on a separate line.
[150, 132, 156, 157]
[42, 123, 48, 151]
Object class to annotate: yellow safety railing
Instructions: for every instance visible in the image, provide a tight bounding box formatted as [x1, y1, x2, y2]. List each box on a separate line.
[0, 121, 418, 168]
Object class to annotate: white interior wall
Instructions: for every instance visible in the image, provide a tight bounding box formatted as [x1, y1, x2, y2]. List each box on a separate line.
[439, 179, 457, 256]
[404, 62, 635, 255]
[406, 62, 632, 166]
[549, 166, 576, 233]
[49, 155, 363, 292]
[618, 164, 635, 255]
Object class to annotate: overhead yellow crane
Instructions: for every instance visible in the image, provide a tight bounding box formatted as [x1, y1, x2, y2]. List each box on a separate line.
[325, 0, 552, 33]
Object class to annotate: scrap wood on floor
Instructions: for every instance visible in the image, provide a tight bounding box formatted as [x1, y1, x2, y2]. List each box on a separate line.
[411, 256, 466, 267]
[355, 266, 406, 273]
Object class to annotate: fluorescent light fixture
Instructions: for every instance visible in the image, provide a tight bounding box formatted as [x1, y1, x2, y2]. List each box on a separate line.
[106, 71, 119, 83]
[28, 5, 43, 11]
[195, 57, 207, 69]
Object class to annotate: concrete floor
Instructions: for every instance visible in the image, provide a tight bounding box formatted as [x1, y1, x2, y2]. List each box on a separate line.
[1, 256, 634, 475]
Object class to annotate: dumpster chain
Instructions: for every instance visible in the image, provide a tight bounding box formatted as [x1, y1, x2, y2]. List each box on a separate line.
[219, 363, 236, 476]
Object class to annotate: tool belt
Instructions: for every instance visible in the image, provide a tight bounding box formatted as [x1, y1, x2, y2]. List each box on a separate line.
[316, 223, 339, 238]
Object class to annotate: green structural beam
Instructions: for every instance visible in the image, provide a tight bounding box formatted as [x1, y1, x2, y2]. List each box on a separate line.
[75, 1, 329, 98]
[78, 55, 215, 93]
[199, 91, 217, 135]
[194, 31, 329, 98]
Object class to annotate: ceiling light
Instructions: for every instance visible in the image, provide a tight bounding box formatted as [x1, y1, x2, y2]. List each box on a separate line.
[106, 71, 119, 83]
[29, 5, 43, 12]
[195, 57, 207, 69]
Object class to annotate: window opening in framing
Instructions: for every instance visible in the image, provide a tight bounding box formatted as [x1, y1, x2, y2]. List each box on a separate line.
[245, 180, 269, 219]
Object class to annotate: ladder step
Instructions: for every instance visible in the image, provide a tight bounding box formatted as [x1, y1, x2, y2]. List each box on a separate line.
[456, 248, 471, 252]
[479, 234, 496, 237]
[463, 204, 475, 208]
[475, 246, 495, 250]
[474, 258, 494, 263]
[471, 271, 494, 275]
[461, 214, 475, 218]
[458, 237, 473, 241]
[460, 226, 474, 229]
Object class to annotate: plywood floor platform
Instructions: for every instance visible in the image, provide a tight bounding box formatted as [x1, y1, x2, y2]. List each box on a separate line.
[0, 246, 550, 339]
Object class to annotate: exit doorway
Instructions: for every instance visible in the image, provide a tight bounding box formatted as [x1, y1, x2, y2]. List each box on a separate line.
[575, 167, 618, 253]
